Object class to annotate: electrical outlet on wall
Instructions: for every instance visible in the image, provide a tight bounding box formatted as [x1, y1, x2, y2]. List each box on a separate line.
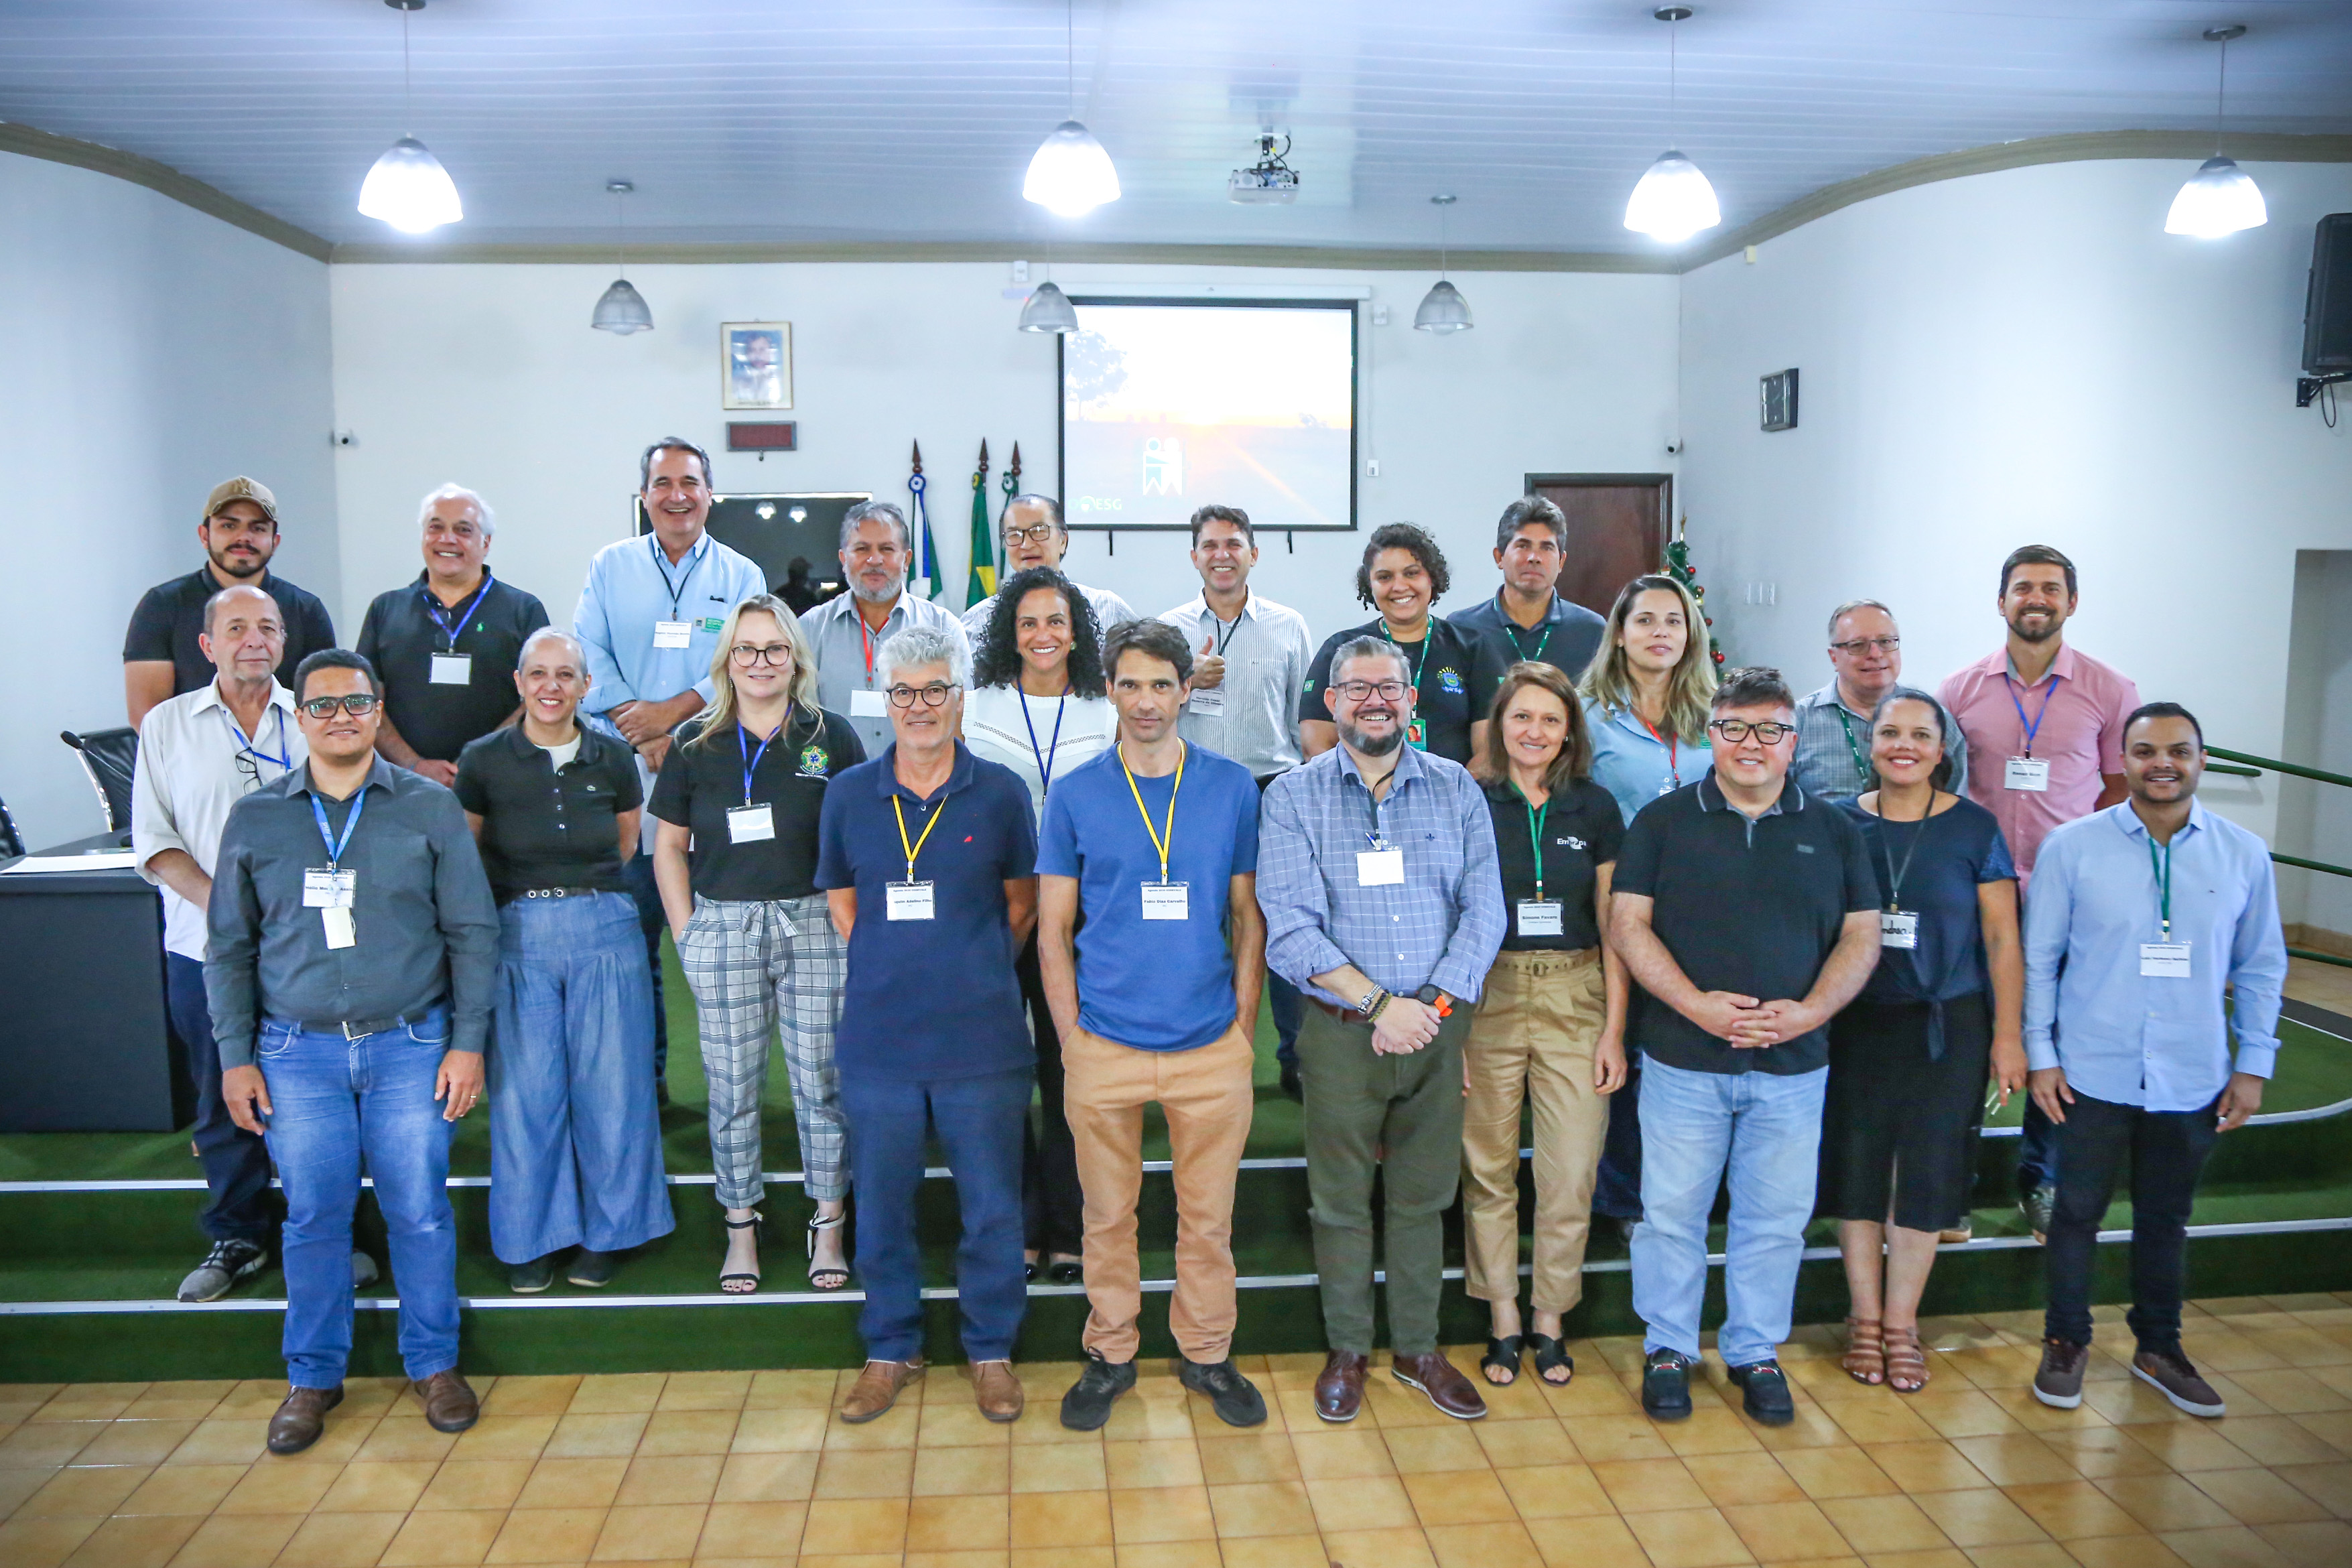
[1365, 457, 1381, 478]
[1010, 259, 1031, 284]
[1371, 304, 1390, 327]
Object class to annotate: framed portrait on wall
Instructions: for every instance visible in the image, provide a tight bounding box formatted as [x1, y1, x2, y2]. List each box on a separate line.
[722, 322, 793, 410]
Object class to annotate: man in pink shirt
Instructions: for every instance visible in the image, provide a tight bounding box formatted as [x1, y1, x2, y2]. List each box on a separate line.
[1938, 544, 2139, 1240]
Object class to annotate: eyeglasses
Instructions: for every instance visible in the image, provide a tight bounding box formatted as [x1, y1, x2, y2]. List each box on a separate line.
[1333, 679, 1410, 702]
[1002, 523, 1059, 546]
[298, 694, 379, 718]
[886, 682, 960, 708]
[233, 750, 261, 790]
[1709, 719, 1794, 744]
[1829, 636, 1900, 655]
[729, 643, 792, 666]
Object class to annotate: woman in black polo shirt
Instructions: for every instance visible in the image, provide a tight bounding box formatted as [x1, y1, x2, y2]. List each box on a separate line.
[1462, 663, 1629, 1387]
[455, 627, 673, 1294]
[1299, 523, 1507, 765]
[649, 594, 866, 1294]
[1825, 687, 2024, 1394]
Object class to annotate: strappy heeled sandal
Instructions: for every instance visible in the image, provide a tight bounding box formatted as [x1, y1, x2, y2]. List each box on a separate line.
[1480, 1335, 1524, 1387]
[720, 1212, 763, 1295]
[806, 1211, 849, 1291]
[1843, 1315, 1886, 1385]
[1529, 1333, 1575, 1386]
[1884, 1324, 1930, 1393]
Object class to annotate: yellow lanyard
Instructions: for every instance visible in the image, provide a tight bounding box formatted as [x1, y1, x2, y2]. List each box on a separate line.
[1120, 742, 1185, 884]
[891, 793, 947, 883]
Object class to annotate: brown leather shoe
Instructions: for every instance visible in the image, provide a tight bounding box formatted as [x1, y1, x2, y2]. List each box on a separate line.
[266, 1384, 344, 1455]
[972, 1359, 1025, 1423]
[1315, 1350, 1369, 1423]
[1393, 1351, 1488, 1421]
[840, 1358, 924, 1423]
[413, 1370, 479, 1433]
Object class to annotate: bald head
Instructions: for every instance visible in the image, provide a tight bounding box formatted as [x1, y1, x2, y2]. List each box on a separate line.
[199, 584, 285, 686]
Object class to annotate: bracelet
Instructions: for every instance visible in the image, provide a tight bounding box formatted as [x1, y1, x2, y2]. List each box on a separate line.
[1364, 991, 1392, 1023]
[1355, 984, 1385, 1015]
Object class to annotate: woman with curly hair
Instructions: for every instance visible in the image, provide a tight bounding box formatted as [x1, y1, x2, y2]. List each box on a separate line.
[964, 566, 1118, 1283]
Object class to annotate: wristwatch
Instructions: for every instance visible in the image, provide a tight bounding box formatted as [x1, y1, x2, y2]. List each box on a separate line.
[1415, 985, 1443, 1004]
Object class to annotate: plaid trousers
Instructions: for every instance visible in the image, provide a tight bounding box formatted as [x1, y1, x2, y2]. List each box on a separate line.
[676, 893, 848, 1207]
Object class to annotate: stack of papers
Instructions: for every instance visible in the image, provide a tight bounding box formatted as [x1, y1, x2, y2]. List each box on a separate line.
[0, 850, 141, 875]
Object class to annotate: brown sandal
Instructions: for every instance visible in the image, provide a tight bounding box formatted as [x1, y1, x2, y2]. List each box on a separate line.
[1884, 1325, 1929, 1393]
[1843, 1316, 1885, 1385]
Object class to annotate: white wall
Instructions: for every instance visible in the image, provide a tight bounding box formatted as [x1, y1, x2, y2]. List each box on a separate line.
[0, 151, 337, 848]
[326, 263, 1681, 649]
[1677, 157, 2352, 842]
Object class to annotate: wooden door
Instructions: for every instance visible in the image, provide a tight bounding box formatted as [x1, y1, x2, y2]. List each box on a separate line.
[1524, 472, 1672, 618]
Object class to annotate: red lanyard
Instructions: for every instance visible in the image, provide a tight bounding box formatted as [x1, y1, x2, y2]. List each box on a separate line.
[1635, 709, 1680, 787]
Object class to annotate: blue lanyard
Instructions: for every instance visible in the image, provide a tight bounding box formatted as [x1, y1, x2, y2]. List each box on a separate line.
[421, 571, 496, 652]
[2006, 672, 2061, 757]
[650, 535, 704, 620]
[1020, 688, 1071, 796]
[309, 786, 367, 870]
[220, 704, 291, 771]
[738, 718, 782, 805]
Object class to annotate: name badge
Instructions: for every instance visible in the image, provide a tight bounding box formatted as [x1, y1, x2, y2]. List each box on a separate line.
[653, 620, 693, 649]
[2141, 941, 2191, 978]
[726, 805, 775, 843]
[322, 906, 356, 949]
[1187, 688, 1225, 716]
[887, 880, 935, 921]
[303, 868, 356, 909]
[1142, 882, 1190, 920]
[1357, 848, 1406, 887]
[1406, 718, 1428, 752]
[1880, 911, 1920, 950]
[429, 653, 472, 685]
[850, 688, 890, 718]
[2004, 757, 2050, 792]
[1516, 899, 1564, 937]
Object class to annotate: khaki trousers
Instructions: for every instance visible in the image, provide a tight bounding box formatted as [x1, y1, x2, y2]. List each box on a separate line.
[1461, 948, 1610, 1313]
[1063, 1025, 1256, 1364]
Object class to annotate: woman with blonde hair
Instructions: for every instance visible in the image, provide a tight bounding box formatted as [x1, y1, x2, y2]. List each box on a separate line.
[1463, 663, 1631, 1385]
[649, 594, 867, 1293]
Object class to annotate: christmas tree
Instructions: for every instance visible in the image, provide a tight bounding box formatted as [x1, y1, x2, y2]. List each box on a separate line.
[1663, 518, 1726, 668]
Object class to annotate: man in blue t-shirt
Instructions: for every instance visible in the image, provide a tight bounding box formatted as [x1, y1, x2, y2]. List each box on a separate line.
[1037, 618, 1269, 1433]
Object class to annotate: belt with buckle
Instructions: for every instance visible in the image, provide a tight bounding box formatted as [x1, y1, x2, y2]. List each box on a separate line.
[1311, 1000, 1378, 1026]
[304, 1015, 407, 1041]
[505, 886, 599, 905]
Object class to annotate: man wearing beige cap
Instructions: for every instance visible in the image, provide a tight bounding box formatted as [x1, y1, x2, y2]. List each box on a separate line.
[124, 477, 338, 730]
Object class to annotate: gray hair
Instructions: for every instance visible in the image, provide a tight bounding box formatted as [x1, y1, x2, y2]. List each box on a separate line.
[1329, 635, 1411, 685]
[418, 482, 495, 538]
[840, 500, 911, 551]
[202, 582, 281, 637]
[1003, 493, 1064, 532]
[876, 625, 970, 689]
[1825, 598, 1893, 642]
[517, 625, 585, 669]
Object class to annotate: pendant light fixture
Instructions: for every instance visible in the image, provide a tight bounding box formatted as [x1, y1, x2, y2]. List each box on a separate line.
[1019, 280, 1080, 334]
[591, 182, 653, 334]
[1624, 6, 1721, 243]
[356, 0, 463, 235]
[1023, 0, 1120, 216]
[1413, 195, 1473, 334]
[2166, 25, 2267, 238]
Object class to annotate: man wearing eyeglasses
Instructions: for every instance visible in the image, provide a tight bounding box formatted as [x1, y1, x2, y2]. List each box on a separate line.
[1609, 666, 1881, 1428]
[208, 649, 500, 1455]
[799, 499, 970, 756]
[1792, 600, 1969, 805]
[960, 493, 1137, 641]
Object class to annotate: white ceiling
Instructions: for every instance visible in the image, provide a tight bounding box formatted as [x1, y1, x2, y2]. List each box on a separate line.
[3, 0, 2349, 255]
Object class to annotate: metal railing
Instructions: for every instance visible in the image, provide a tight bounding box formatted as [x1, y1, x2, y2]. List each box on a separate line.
[2211, 746, 2352, 970]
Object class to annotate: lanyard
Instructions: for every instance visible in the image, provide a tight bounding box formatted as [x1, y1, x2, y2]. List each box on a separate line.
[1873, 802, 1930, 911]
[892, 792, 948, 882]
[220, 704, 291, 771]
[309, 786, 367, 870]
[855, 602, 891, 681]
[2147, 833, 2174, 939]
[1019, 687, 1071, 796]
[1634, 708, 1681, 788]
[1514, 783, 1550, 901]
[649, 535, 704, 620]
[1120, 742, 1186, 883]
[2006, 672, 2061, 757]
[1379, 621, 1429, 696]
[738, 716, 783, 805]
[1833, 705, 1872, 790]
[1211, 610, 1242, 656]
[421, 571, 495, 652]
[1498, 595, 1552, 665]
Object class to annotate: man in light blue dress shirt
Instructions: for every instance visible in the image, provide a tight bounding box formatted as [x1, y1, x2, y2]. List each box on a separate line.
[2022, 702, 2286, 1420]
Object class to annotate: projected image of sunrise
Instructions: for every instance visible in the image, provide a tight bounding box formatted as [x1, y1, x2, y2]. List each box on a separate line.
[1062, 302, 1354, 530]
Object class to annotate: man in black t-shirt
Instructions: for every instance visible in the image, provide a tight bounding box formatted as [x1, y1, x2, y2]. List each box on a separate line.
[1608, 667, 1880, 1429]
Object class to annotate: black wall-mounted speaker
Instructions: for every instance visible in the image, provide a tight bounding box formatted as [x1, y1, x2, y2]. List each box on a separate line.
[2304, 214, 2352, 375]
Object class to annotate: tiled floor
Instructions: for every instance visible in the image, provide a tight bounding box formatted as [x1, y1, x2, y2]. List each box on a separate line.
[2284, 957, 2352, 1021]
[4, 1297, 2351, 1568]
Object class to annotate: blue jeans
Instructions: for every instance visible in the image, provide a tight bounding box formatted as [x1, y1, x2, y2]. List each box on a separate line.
[490, 893, 674, 1264]
[842, 1067, 1030, 1364]
[2016, 1098, 2061, 1198]
[1632, 1058, 1827, 1368]
[257, 1009, 460, 1388]
[1592, 1065, 1645, 1222]
[620, 850, 672, 1080]
[1267, 971, 1303, 1069]
[168, 954, 277, 1246]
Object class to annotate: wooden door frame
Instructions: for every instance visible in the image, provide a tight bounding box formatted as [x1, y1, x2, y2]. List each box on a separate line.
[1523, 472, 1674, 573]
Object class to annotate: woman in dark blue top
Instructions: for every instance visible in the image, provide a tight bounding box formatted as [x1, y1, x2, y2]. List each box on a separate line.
[1825, 688, 2024, 1394]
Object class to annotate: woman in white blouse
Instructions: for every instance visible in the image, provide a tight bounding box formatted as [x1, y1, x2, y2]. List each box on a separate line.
[963, 566, 1122, 1283]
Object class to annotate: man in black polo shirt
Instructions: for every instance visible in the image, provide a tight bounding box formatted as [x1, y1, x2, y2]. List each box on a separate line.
[1447, 495, 1608, 689]
[1608, 665, 1880, 1427]
[356, 485, 551, 786]
[123, 476, 338, 729]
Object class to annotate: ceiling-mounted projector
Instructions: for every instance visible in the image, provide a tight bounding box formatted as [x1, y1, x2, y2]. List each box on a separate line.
[1228, 133, 1301, 204]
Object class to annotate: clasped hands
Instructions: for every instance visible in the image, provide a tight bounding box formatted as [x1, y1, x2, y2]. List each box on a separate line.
[1689, 990, 1818, 1049]
[1371, 995, 1446, 1056]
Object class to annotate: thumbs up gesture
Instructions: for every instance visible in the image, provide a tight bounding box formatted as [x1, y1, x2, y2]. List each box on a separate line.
[1193, 633, 1226, 691]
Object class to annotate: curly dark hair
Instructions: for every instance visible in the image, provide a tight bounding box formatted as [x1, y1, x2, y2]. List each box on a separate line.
[973, 566, 1108, 697]
[1354, 522, 1451, 609]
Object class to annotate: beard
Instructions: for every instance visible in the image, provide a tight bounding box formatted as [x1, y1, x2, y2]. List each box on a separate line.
[2008, 612, 2059, 643]
[1338, 716, 1405, 757]
[852, 576, 903, 604]
[208, 545, 265, 580]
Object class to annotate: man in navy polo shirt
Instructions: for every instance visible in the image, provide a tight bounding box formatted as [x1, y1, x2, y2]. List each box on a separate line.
[1609, 666, 1881, 1427]
[1037, 618, 1268, 1432]
[815, 625, 1038, 1427]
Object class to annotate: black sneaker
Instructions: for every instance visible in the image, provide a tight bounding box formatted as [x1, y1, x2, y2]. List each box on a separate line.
[2022, 1184, 2057, 1244]
[1059, 1352, 1137, 1431]
[1726, 1360, 1796, 1426]
[178, 1239, 268, 1303]
[1641, 1348, 1694, 1421]
[1279, 1062, 1303, 1103]
[509, 1256, 556, 1294]
[2133, 1346, 2227, 1418]
[567, 1250, 618, 1288]
[1177, 1358, 1268, 1428]
[2032, 1337, 2089, 1409]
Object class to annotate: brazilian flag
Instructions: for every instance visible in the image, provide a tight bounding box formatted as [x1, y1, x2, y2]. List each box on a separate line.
[966, 440, 996, 607]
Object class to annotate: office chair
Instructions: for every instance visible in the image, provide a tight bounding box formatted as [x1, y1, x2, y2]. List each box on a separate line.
[60, 728, 139, 834]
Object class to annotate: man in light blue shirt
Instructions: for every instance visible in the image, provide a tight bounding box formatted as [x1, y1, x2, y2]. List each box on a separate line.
[798, 500, 969, 755]
[2023, 702, 2286, 1421]
[572, 438, 768, 1092]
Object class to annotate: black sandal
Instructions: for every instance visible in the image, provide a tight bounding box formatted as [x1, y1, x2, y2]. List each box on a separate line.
[1529, 1333, 1575, 1386]
[720, 1212, 762, 1295]
[805, 1212, 848, 1291]
[1480, 1335, 1524, 1386]
[1044, 1254, 1084, 1286]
